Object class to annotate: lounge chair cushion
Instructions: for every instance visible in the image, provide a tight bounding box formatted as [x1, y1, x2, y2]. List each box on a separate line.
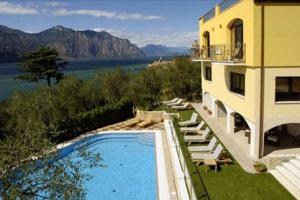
[188, 136, 217, 152]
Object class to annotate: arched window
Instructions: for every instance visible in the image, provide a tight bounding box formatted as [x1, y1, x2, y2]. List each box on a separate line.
[230, 19, 243, 46]
[203, 31, 210, 58]
[230, 19, 243, 59]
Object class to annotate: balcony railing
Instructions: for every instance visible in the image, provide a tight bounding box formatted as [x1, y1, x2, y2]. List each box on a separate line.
[210, 43, 246, 63]
[191, 43, 246, 63]
[219, 0, 241, 13]
[203, 8, 215, 22]
[191, 46, 211, 60]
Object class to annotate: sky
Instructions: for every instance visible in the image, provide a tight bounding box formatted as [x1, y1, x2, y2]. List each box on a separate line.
[0, 0, 220, 47]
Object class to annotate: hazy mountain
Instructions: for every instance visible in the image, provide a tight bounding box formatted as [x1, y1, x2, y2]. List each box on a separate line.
[141, 44, 190, 57]
[0, 25, 145, 62]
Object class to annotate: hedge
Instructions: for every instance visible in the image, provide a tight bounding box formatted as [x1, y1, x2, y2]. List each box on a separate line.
[54, 97, 134, 142]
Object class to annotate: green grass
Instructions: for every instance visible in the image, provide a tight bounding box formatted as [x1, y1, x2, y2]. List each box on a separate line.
[174, 110, 295, 200]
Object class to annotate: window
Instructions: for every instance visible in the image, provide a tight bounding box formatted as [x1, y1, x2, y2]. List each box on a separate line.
[276, 77, 300, 101]
[230, 72, 245, 95]
[205, 67, 212, 81]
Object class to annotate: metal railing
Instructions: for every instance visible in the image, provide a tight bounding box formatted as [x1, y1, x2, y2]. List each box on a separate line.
[168, 120, 207, 200]
[203, 8, 215, 22]
[210, 44, 246, 62]
[191, 46, 211, 60]
[210, 43, 246, 63]
[191, 43, 245, 63]
[219, 0, 241, 13]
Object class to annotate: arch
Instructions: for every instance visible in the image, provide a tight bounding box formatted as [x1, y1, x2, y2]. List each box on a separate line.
[214, 100, 227, 118]
[230, 111, 251, 133]
[202, 31, 210, 37]
[264, 117, 300, 133]
[263, 122, 300, 156]
[202, 31, 210, 58]
[228, 18, 244, 60]
[227, 18, 243, 30]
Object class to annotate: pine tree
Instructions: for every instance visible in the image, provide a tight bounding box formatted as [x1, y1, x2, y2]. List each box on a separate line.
[16, 46, 68, 87]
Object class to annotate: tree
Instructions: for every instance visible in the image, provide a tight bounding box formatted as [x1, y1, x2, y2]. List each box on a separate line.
[16, 46, 68, 87]
[0, 86, 102, 199]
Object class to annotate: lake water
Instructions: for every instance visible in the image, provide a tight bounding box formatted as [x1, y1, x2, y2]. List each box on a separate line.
[0, 59, 152, 101]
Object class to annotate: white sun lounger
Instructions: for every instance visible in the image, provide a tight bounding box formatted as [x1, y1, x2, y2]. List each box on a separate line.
[166, 98, 183, 106]
[172, 102, 191, 110]
[184, 127, 210, 144]
[188, 136, 218, 152]
[162, 97, 179, 105]
[178, 112, 198, 127]
[180, 121, 205, 135]
[191, 144, 224, 165]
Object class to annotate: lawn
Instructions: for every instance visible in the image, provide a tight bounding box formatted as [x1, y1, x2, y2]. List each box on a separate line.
[174, 110, 295, 200]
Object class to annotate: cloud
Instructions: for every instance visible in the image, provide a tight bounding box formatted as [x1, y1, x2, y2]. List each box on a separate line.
[0, 1, 38, 15]
[46, 1, 68, 7]
[93, 27, 198, 47]
[52, 8, 165, 20]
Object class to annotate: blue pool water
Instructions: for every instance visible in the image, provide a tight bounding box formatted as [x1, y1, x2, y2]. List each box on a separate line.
[61, 133, 157, 200]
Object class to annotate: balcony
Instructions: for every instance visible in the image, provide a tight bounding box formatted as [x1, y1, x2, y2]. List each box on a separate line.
[191, 43, 246, 63]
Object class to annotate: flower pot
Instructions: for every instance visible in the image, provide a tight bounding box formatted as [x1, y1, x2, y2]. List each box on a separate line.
[253, 165, 267, 173]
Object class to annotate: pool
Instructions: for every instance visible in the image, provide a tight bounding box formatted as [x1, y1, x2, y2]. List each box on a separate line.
[59, 132, 159, 200]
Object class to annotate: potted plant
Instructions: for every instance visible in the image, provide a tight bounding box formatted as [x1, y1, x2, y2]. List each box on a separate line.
[253, 161, 267, 172]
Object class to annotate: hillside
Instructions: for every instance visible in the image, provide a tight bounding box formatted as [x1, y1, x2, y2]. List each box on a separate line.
[0, 25, 145, 62]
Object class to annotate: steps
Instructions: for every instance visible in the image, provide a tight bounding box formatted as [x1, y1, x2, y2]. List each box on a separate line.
[270, 155, 300, 199]
[137, 133, 155, 146]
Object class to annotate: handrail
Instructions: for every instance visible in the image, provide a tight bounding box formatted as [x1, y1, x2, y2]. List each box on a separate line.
[203, 8, 215, 22]
[219, 0, 241, 13]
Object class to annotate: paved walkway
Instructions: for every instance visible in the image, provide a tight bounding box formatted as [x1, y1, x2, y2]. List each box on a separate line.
[192, 103, 257, 173]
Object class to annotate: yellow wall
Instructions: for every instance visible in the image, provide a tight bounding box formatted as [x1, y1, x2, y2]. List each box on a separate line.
[264, 67, 300, 117]
[200, 1, 300, 127]
[199, 0, 256, 66]
[202, 63, 259, 122]
[264, 4, 300, 67]
[199, 1, 300, 68]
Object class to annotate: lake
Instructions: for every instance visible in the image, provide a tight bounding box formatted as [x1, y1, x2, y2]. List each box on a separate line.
[0, 59, 153, 101]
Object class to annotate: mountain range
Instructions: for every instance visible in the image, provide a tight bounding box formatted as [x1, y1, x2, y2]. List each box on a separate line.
[0, 25, 189, 62]
[141, 44, 189, 57]
[0, 25, 145, 62]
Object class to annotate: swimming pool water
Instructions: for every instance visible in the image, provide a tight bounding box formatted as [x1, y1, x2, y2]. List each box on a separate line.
[63, 133, 157, 200]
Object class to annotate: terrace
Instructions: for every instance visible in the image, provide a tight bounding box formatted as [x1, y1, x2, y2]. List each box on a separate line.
[191, 43, 246, 63]
[202, 0, 241, 23]
[171, 108, 294, 200]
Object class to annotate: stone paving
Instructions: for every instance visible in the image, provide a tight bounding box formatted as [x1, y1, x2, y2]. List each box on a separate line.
[192, 103, 257, 173]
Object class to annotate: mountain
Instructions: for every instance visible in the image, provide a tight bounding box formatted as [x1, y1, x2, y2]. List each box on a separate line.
[0, 25, 145, 62]
[141, 44, 190, 57]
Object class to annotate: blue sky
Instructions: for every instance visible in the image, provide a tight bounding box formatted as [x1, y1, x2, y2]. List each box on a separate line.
[0, 0, 220, 47]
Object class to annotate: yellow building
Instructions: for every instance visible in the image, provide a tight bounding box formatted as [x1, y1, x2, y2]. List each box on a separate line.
[193, 0, 300, 159]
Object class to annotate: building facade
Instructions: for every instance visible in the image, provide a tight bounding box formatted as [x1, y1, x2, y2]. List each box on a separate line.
[193, 0, 300, 158]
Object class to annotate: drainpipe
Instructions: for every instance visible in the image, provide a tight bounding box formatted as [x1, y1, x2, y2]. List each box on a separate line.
[259, 2, 265, 158]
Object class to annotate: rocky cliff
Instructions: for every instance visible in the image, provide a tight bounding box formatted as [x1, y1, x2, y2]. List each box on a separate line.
[0, 25, 145, 62]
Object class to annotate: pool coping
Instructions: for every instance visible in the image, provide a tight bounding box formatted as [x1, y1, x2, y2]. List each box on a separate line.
[164, 119, 191, 200]
[56, 130, 171, 200]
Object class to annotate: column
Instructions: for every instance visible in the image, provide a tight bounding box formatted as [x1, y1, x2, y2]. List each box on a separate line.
[224, 105, 234, 134]
[246, 119, 260, 159]
[210, 96, 217, 118]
